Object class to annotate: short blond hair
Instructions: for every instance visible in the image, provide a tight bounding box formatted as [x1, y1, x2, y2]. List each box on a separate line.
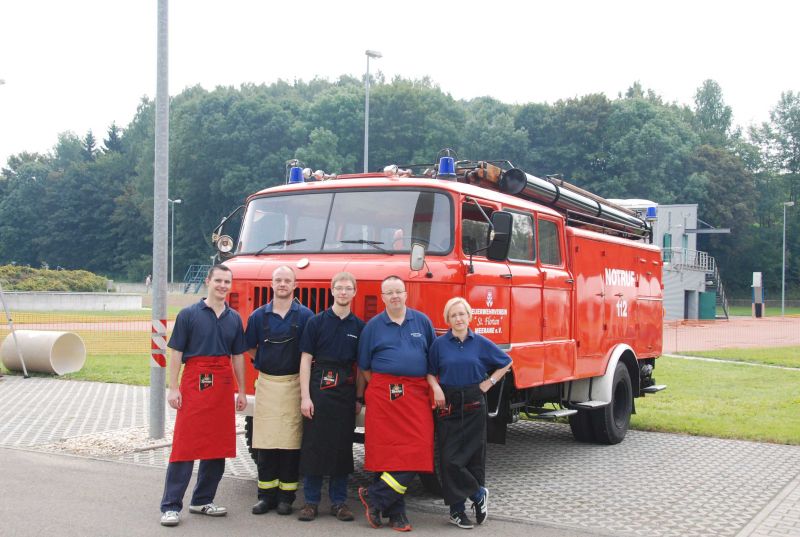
[331, 271, 357, 289]
[443, 297, 472, 324]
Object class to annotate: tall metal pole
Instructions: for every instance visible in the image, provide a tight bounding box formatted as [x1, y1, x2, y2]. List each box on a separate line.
[782, 201, 795, 316]
[363, 50, 382, 173]
[363, 55, 371, 173]
[150, 0, 169, 439]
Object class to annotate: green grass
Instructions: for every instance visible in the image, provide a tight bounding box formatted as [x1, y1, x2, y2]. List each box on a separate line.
[6, 307, 182, 322]
[726, 305, 800, 317]
[631, 356, 800, 445]
[676, 346, 800, 368]
[59, 354, 152, 385]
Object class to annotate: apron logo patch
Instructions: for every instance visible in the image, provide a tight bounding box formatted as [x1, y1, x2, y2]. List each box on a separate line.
[389, 383, 404, 400]
[199, 373, 213, 391]
[320, 370, 339, 390]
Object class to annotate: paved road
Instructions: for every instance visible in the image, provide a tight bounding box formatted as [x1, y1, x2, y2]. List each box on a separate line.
[0, 448, 594, 537]
[1, 375, 799, 537]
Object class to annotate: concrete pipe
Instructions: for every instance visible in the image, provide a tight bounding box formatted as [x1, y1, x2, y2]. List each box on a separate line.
[1, 330, 86, 375]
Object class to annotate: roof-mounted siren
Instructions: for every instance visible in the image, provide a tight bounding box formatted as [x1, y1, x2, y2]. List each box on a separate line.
[498, 168, 650, 238]
[288, 166, 304, 185]
[436, 148, 458, 180]
[645, 206, 658, 221]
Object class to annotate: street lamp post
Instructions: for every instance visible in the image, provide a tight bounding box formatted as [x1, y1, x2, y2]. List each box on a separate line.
[782, 201, 795, 316]
[363, 49, 382, 173]
[168, 198, 182, 285]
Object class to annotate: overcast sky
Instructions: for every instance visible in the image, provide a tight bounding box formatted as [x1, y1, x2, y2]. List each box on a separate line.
[1, 0, 798, 167]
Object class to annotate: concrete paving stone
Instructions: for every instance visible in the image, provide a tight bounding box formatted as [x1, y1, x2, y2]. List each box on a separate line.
[2, 374, 800, 537]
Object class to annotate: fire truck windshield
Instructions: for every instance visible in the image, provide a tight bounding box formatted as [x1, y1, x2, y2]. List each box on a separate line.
[237, 189, 453, 255]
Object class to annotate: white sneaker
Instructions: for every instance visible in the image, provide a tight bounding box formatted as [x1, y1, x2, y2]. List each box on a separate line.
[189, 503, 228, 517]
[160, 511, 180, 526]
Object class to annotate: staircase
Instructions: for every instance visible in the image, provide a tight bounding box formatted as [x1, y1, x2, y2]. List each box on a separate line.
[705, 266, 730, 320]
[183, 264, 211, 294]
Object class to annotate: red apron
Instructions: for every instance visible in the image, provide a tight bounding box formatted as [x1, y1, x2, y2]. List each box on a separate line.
[364, 373, 433, 473]
[170, 356, 236, 462]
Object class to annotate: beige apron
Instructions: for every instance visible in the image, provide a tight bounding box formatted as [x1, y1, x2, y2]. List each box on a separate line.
[253, 372, 302, 449]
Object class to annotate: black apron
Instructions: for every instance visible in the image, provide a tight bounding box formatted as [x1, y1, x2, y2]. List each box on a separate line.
[299, 356, 356, 476]
[435, 384, 487, 505]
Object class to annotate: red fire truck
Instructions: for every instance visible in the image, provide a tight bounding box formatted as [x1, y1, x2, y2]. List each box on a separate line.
[213, 153, 665, 458]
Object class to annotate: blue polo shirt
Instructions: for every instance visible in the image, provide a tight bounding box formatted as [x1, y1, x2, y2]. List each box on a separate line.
[300, 308, 365, 365]
[245, 300, 314, 372]
[428, 329, 511, 387]
[357, 308, 436, 377]
[168, 299, 247, 362]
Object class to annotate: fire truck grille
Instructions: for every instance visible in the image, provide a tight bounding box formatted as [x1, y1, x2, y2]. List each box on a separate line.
[253, 286, 333, 314]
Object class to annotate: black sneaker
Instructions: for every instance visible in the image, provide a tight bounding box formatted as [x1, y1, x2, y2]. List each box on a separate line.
[449, 511, 474, 529]
[358, 487, 382, 529]
[472, 487, 488, 525]
[389, 512, 412, 532]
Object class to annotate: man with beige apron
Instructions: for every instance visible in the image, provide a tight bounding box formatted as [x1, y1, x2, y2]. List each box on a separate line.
[245, 265, 313, 516]
[159, 264, 248, 527]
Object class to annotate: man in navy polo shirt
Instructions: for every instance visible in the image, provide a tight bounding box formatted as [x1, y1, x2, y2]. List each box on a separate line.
[159, 264, 248, 527]
[246, 265, 314, 516]
[296, 271, 365, 522]
[357, 275, 436, 532]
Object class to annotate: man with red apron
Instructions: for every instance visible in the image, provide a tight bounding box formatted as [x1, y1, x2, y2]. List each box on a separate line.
[245, 265, 313, 516]
[357, 276, 436, 532]
[297, 272, 365, 522]
[159, 265, 247, 527]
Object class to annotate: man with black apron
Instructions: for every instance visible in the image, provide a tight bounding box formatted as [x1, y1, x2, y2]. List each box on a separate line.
[357, 275, 436, 532]
[245, 265, 313, 516]
[159, 264, 248, 527]
[296, 271, 365, 522]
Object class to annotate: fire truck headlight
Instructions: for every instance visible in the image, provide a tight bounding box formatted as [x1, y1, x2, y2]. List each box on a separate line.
[216, 235, 234, 253]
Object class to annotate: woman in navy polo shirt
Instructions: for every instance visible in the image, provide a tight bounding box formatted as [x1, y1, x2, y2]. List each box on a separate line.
[427, 297, 512, 529]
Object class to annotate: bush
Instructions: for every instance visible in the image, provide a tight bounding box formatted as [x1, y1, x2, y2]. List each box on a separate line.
[0, 265, 107, 292]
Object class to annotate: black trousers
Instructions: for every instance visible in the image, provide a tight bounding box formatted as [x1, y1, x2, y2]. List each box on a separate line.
[256, 448, 301, 504]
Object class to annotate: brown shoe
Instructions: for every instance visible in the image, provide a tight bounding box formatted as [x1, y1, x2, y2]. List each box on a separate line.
[331, 503, 355, 521]
[297, 503, 318, 521]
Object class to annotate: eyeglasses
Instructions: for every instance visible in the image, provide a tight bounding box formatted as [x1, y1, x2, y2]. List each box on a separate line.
[381, 290, 407, 296]
[333, 286, 355, 293]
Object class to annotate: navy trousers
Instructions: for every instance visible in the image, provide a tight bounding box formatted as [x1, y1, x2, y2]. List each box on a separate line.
[160, 459, 225, 512]
[367, 471, 416, 516]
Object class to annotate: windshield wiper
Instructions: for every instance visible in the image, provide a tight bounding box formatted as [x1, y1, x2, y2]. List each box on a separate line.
[339, 239, 390, 253]
[254, 238, 307, 255]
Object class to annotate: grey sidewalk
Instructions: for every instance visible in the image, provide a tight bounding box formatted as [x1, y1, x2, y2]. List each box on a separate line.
[1, 374, 799, 537]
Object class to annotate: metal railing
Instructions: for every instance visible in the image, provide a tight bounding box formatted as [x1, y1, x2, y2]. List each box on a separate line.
[662, 248, 716, 272]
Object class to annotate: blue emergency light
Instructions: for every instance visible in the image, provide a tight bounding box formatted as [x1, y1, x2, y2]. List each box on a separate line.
[437, 157, 456, 180]
[288, 166, 304, 184]
[646, 206, 658, 221]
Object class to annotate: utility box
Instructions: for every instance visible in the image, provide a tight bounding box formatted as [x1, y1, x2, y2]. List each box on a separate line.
[699, 291, 716, 320]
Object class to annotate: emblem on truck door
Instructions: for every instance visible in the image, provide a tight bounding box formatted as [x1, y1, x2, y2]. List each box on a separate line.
[486, 290, 494, 308]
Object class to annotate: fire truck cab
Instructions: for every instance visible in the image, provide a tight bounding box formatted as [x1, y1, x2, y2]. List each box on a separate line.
[214, 155, 665, 452]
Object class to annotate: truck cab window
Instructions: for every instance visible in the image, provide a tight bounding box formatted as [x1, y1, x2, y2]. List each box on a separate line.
[461, 202, 494, 255]
[508, 212, 536, 262]
[538, 218, 562, 265]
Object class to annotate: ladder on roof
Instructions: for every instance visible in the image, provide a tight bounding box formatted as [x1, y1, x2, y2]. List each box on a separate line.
[183, 264, 211, 294]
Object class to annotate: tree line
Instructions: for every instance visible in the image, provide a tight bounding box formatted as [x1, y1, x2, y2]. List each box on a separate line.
[0, 76, 797, 297]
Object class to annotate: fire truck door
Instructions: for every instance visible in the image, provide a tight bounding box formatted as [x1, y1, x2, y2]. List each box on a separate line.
[461, 199, 510, 345]
[538, 217, 575, 381]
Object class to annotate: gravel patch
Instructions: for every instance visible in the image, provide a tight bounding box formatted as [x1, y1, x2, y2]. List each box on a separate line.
[41, 415, 247, 458]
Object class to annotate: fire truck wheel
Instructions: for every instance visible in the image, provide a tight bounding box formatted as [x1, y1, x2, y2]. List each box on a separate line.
[568, 409, 596, 442]
[244, 415, 258, 463]
[590, 361, 632, 445]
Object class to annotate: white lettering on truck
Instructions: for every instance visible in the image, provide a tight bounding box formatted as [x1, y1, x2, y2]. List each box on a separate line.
[604, 268, 636, 288]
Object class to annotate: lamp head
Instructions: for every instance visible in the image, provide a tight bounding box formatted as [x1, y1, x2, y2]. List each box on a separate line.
[365, 50, 382, 59]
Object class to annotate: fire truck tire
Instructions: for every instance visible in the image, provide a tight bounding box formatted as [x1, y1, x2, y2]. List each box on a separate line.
[243, 415, 258, 463]
[590, 361, 632, 444]
[568, 409, 596, 442]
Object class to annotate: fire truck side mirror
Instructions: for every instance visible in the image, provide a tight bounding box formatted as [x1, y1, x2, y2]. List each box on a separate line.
[487, 211, 513, 261]
[410, 242, 426, 271]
